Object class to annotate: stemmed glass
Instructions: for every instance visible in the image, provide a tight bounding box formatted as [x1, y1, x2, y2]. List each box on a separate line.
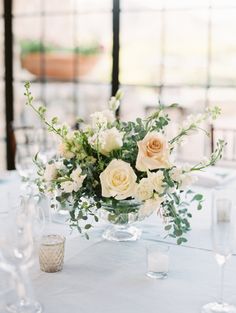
[0, 195, 44, 313]
[202, 189, 236, 313]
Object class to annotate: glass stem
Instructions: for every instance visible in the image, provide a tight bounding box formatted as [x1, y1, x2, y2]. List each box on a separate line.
[218, 263, 225, 304]
[15, 265, 34, 303]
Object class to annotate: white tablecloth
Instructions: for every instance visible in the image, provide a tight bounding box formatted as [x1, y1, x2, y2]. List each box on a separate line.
[1, 170, 236, 313]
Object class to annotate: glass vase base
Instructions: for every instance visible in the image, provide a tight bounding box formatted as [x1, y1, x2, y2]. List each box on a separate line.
[103, 225, 142, 242]
[7, 299, 43, 313]
[202, 302, 236, 313]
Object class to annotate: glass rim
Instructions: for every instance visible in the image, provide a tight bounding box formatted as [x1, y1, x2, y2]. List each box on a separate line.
[40, 234, 66, 246]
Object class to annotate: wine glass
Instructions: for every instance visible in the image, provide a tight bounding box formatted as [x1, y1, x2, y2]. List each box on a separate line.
[0, 195, 44, 313]
[202, 188, 236, 313]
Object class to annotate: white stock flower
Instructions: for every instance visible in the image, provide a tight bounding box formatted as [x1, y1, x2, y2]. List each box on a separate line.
[61, 179, 85, 193]
[100, 159, 137, 200]
[170, 167, 196, 189]
[135, 178, 153, 201]
[90, 110, 115, 128]
[147, 171, 165, 194]
[89, 127, 123, 156]
[99, 127, 123, 155]
[70, 167, 86, 189]
[43, 163, 58, 182]
[108, 96, 120, 111]
[55, 160, 66, 171]
[139, 194, 163, 219]
[58, 142, 75, 159]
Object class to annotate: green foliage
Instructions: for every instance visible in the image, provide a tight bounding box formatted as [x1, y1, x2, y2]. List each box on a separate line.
[20, 39, 102, 56]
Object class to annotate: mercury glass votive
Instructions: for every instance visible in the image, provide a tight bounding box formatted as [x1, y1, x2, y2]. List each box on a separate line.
[39, 235, 65, 273]
[146, 244, 170, 279]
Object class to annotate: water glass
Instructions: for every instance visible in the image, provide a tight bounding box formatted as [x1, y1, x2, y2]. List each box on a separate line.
[146, 244, 169, 279]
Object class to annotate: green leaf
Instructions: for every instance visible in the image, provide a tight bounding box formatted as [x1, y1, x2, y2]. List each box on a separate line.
[84, 224, 92, 230]
[191, 194, 203, 202]
[164, 225, 172, 231]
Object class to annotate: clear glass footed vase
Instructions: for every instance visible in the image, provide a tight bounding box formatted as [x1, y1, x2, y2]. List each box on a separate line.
[100, 199, 143, 242]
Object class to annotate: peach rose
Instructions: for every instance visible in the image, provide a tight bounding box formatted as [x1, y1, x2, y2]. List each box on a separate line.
[136, 132, 171, 172]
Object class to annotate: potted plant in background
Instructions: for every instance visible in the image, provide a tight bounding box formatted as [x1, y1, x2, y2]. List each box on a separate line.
[20, 40, 103, 80]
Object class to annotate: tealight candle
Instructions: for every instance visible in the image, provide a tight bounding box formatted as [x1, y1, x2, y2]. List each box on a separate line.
[146, 244, 169, 279]
[39, 235, 65, 273]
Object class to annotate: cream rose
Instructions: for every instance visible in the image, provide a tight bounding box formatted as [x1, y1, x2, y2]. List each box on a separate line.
[139, 194, 163, 219]
[135, 178, 153, 201]
[136, 132, 171, 172]
[100, 159, 137, 200]
[43, 163, 58, 182]
[147, 171, 165, 194]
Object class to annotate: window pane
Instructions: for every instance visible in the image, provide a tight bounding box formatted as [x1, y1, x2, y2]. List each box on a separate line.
[45, 82, 76, 126]
[77, 84, 111, 122]
[13, 17, 41, 81]
[121, 0, 162, 11]
[119, 86, 159, 121]
[161, 87, 206, 111]
[76, 0, 112, 12]
[165, 0, 210, 9]
[120, 12, 161, 85]
[77, 13, 112, 84]
[44, 0, 75, 13]
[13, 0, 41, 15]
[211, 9, 236, 85]
[164, 10, 208, 85]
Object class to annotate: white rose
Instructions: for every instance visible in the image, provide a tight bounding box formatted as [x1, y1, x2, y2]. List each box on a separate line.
[147, 171, 165, 194]
[139, 194, 163, 219]
[99, 127, 123, 156]
[100, 159, 137, 200]
[43, 163, 58, 182]
[135, 178, 153, 201]
[58, 142, 75, 159]
[136, 132, 171, 172]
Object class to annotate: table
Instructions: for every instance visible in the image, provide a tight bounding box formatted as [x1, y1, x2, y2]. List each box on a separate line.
[1, 169, 236, 313]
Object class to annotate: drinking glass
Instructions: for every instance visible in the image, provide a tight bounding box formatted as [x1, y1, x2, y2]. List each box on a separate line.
[146, 244, 170, 279]
[0, 195, 43, 313]
[202, 189, 236, 313]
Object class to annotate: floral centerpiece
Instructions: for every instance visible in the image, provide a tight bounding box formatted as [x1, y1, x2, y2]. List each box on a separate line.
[24, 82, 224, 243]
